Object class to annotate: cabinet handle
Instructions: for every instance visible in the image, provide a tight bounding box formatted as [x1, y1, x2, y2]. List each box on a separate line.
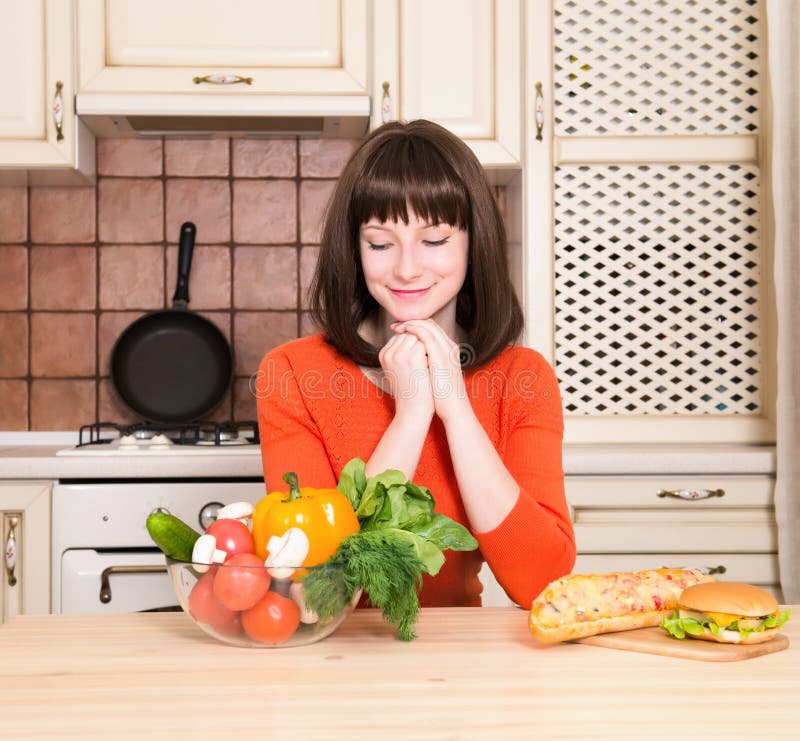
[534, 82, 544, 141]
[4, 515, 19, 588]
[52, 81, 64, 142]
[656, 488, 725, 500]
[99, 565, 167, 604]
[381, 81, 393, 124]
[192, 74, 254, 85]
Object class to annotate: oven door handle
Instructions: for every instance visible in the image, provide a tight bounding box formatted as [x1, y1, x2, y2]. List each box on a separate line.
[99, 564, 168, 604]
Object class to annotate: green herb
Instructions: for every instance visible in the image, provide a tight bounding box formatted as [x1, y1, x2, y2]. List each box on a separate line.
[303, 530, 426, 641]
[303, 458, 479, 641]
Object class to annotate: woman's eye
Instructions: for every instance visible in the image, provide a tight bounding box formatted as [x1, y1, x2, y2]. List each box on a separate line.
[423, 237, 449, 247]
[367, 242, 389, 250]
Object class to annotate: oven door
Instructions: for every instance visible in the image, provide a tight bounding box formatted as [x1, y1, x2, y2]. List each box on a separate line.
[61, 549, 177, 614]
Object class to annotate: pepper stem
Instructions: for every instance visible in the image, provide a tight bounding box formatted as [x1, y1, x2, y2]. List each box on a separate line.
[282, 471, 301, 501]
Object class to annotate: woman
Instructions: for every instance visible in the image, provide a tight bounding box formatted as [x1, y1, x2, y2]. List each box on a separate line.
[256, 119, 575, 608]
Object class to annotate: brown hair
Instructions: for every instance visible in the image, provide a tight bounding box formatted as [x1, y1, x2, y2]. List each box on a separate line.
[309, 119, 523, 368]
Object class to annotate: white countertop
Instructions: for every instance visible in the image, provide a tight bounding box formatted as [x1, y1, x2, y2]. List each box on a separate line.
[0, 433, 776, 480]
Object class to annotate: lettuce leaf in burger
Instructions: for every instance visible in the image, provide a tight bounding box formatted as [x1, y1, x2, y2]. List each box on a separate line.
[661, 581, 791, 644]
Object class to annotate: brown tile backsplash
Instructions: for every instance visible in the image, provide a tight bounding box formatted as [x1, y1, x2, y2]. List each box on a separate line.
[0, 135, 505, 431]
[30, 187, 96, 244]
[30, 246, 96, 310]
[0, 187, 28, 243]
[0, 246, 28, 310]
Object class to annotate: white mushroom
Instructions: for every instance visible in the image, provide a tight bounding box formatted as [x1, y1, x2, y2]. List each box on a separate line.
[265, 527, 310, 580]
[215, 501, 254, 524]
[191, 533, 227, 573]
[289, 582, 319, 624]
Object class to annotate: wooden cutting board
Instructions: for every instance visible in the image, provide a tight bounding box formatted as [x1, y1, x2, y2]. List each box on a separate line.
[574, 627, 789, 661]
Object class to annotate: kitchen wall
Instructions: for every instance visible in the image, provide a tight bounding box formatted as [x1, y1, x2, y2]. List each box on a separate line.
[0, 136, 362, 430]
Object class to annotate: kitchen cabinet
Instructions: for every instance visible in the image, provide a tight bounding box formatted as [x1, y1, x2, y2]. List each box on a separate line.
[523, 0, 774, 445]
[566, 475, 781, 600]
[372, 0, 522, 171]
[75, 0, 370, 136]
[0, 0, 94, 184]
[0, 482, 51, 623]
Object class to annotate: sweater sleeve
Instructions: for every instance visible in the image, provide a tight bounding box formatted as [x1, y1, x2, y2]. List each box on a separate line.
[475, 353, 576, 609]
[256, 347, 338, 494]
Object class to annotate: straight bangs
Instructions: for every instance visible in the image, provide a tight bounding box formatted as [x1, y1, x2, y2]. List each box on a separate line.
[349, 135, 471, 232]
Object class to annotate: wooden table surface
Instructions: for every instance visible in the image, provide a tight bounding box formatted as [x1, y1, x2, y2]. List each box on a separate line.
[0, 607, 797, 739]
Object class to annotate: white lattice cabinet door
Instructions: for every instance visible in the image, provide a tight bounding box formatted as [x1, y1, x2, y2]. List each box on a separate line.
[372, 0, 522, 168]
[524, 0, 774, 444]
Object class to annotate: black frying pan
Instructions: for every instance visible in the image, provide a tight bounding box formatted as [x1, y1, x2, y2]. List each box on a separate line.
[110, 222, 233, 423]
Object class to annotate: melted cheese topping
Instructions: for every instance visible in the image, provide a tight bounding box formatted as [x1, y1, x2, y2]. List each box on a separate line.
[532, 569, 713, 627]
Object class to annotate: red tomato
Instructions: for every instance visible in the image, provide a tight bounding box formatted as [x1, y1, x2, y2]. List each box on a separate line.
[241, 590, 301, 645]
[210, 612, 243, 637]
[212, 552, 270, 611]
[188, 570, 238, 628]
[205, 519, 255, 560]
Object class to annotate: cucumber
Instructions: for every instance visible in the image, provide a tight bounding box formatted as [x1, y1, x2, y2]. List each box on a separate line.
[146, 508, 201, 562]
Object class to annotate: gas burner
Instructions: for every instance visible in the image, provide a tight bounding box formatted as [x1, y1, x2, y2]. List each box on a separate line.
[77, 421, 260, 448]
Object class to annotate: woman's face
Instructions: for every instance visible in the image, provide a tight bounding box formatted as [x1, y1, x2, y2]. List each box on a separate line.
[359, 210, 469, 331]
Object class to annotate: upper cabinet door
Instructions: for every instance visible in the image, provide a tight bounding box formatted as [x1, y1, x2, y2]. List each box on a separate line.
[77, 0, 368, 97]
[0, 0, 89, 174]
[373, 0, 522, 168]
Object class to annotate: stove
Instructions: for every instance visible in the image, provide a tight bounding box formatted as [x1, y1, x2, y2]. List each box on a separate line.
[56, 420, 260, 456]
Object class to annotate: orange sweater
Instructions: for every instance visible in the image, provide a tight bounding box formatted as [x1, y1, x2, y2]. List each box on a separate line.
[256, 334, 575, 609]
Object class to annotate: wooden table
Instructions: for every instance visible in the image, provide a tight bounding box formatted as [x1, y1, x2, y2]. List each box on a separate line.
[0, 607, 797, 739]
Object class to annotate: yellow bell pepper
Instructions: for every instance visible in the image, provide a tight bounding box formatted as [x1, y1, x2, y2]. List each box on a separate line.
[251, 472, 360, 566]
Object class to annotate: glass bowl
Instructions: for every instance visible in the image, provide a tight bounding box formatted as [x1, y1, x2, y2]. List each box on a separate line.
[166, 557, 360, 648]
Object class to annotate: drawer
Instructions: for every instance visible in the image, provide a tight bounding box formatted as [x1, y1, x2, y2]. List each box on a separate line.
[566, 475, 776, 554]
[566, 476, 774, 509]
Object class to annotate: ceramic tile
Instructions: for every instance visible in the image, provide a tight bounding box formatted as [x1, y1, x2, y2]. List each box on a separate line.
[30, 245, 96, 310]
[232, 376, 258, 422]
[98, 178, 163, 243]
[300, 311, 321, 337]
[232, 139, 296, 178]
[30, 379, 95, 430]
[165, 138, 229, 176]
[30, 187, 95, 244]
[0, 313, 28, 376]
[97, 378, 140, 424]
[233, 246, 297, 310]
[233, 180, 296, 244]
[0, 380, 28, 429]
[0, 187, 27, 243]
[165, 245, 231, 309]
[299, 138, 360, 177]
[165, 178, 231, 245]
[299, 245, 319, 310]
[233, 311, 297, 376]
[30, 313, 95, 377]
[99, 245, 165, 310]
[97, 311, 146, 377]
[0, 246, 28, 310]
[97, 139, 163, 177]
[299, 180, 336, 244]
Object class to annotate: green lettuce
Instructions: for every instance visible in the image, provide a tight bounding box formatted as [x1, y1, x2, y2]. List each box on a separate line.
[660, 609, 792, 640]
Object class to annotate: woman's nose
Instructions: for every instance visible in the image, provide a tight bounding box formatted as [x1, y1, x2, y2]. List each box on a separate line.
[395, 245, 422, 281]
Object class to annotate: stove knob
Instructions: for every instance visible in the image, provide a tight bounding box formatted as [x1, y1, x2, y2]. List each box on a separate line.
[199, 502, 224, 530]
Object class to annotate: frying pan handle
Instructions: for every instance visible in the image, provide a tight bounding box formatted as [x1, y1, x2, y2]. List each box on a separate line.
[172, 222, 197, 307]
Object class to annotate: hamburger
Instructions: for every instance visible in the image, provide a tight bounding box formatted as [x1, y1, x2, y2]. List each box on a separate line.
[661, 581, 791, 644]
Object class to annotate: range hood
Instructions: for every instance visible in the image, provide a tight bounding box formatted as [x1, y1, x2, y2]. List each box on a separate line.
[75, 94, 371, 138]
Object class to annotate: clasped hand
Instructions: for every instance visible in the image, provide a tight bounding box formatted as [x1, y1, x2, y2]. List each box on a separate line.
[377, 319, 468, 424]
